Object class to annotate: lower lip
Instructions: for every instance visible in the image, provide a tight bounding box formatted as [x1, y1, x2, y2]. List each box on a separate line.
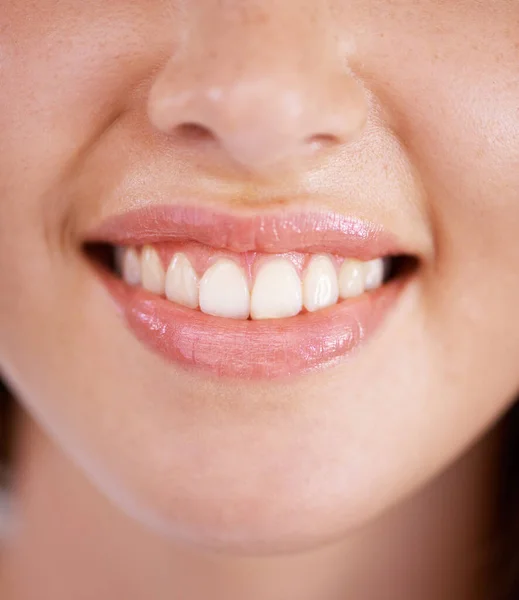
[101, 271, 403, 380]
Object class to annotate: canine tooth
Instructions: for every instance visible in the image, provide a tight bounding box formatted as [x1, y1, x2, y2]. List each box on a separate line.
[363, 258, 385, 290]
[303, 255, 339, 312]
[338, 260, 365, 298]
[165, 253, 199, 309]
[251, 258, 302, 320]
[141, 246, 165, 295]
[199, 259, 250, 319]
[119, 247, 141, 286]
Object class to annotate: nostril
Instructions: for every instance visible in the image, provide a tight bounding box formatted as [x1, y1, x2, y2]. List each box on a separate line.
[175, 122, 213, 141]
[305, 133, 340, 149]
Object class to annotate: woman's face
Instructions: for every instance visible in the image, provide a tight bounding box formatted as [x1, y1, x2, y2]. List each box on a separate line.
[0, 0, 518, 551]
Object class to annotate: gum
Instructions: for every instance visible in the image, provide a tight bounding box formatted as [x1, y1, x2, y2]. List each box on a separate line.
[145, 241, 350, 285]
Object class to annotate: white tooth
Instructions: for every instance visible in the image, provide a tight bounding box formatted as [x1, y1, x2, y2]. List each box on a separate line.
[199, 259, 250, 319]
[251, 258, 302, 320]
[141, 246, 165, 295]
[338, 260, 365, 299]
[165, 253, 199, 309]
[363, 258, 385, 290]
[303, 255, 339, 312]
[118, 247, 141, 286]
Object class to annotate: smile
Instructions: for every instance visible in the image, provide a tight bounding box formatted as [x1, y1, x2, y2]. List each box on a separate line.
[86, 206, 416, 379]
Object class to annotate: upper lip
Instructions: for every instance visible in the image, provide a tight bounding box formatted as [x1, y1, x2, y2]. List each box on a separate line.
[85, 204, 411, 260]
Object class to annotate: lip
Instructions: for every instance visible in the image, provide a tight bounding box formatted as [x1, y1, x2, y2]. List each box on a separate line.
[87, 205, 404, 260]
[88, 206, 411, 379]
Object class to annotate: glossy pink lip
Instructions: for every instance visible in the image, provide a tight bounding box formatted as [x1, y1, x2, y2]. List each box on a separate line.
[105, 275, 401, 379]
[88, 205, 402, 260]
[89, 206, 409, 379]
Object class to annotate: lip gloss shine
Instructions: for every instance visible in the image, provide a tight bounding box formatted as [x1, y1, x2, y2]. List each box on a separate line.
[90, 206, 407, 379]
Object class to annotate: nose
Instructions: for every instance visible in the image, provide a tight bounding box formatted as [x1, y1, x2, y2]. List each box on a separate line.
[147, 0, 368, 172]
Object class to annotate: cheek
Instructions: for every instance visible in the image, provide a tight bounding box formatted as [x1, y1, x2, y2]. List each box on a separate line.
[406, 64, 519, 274]
[0, 1, 169, 352]
[354, 2, 519, 263]
[411, 59, 519, 362]
[363, 6, 519, 349]
[0, 0, 171, 218]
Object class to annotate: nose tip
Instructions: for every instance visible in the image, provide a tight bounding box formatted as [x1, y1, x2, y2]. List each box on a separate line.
[147, 0, 368, 174]
[148, 67, 368, 170]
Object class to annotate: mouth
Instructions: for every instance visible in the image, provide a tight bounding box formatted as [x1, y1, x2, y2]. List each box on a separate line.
[85, 206, 418, 379]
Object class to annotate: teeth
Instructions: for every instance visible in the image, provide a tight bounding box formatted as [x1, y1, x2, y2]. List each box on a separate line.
[303, 255, 339, 312]
[141, 246, 165, 295]
[363, 258, 385, 291]
[338, 260, 365, 299]
[251, 258, 302, 320]
[165, 253, 199, 309]
[120, 245, 390, 318]
[119, 247, 141, 286]
[199, 259, 250, 319]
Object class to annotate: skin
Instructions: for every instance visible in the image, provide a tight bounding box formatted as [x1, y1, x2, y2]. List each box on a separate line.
[0, 0, 518, 597]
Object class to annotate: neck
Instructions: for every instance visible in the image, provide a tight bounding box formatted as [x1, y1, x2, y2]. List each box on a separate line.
[0, 407, 501, 600]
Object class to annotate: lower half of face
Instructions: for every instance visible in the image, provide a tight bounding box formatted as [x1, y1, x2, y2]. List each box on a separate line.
[0, 0, 518, 553]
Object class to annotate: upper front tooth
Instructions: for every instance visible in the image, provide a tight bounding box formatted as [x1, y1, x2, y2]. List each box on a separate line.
[199, 259, 250, 319]
[338, 259, 365, 299]
[119, 247, 141, 286]
[251, 258, 302, 320]
[141, 246, 165, 295]
[363, 258, 385, 290]
[165, 253, 199, 309]
[303, 255, 339, 312]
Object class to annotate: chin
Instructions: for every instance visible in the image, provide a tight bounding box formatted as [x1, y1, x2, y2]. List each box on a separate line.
[108, 476, 374, 555]
[74, 416, 392, 556]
